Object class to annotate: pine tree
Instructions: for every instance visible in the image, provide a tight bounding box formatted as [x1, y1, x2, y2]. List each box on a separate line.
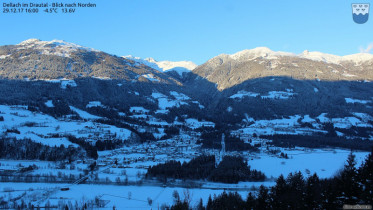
[271, 174, 288, 209]
[206, 195, 213, 210]
[320, 179, 339, 210]
[304, 173, 321, 209]
[246, 192, 256, 209]
[358, 147, 373, 204]
[257, 185, 271, 209]
[170, 201, 189, 210]
[172, 190, 180, 203]
[196, 198, 204, 210]
[337, 151, 361, 204]
[286, 171, 305, 209]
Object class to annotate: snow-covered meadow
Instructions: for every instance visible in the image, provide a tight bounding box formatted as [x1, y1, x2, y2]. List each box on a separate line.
[0, 105, 132, 146]
[249, 148, 369, 179]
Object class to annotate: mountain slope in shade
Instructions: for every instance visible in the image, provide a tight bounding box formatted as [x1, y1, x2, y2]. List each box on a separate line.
[0, 40, 371, 143]
[0, 39, 180, 85]
[192, 47, 373, 90]
[123, 55, 197, 76]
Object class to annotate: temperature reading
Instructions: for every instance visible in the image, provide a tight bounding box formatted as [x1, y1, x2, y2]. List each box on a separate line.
[44, 8, 58, 13]
[62, 8, 76, 13]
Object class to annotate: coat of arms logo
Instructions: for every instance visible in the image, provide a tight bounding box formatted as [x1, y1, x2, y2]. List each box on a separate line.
[352, 4, 370, 24]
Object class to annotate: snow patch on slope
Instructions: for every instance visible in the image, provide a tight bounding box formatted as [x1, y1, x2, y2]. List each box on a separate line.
[185, 118, 215, 129]
[0, 55, 10, 59]
[69, 106, 101, 120]
[0, 105, 132, 147]
[130, 107, 149, 114]
[236, 113, 373, 137]
[229, 91, 260, 99]
[45, 79, 77, 89]
[142, 74, 159, 82]
[261, 90, 296, 99]
[230, 89, 296, 100]
[45, 100, 54, 108]
[86, 101, 104, 108]
[151, 91, 203, 113]
[345, 98, 371, 104]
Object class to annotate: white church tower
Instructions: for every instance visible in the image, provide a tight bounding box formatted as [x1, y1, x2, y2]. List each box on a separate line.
[215, 133, 226, 167]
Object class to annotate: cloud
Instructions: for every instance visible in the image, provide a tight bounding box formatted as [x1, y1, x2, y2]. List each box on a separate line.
[359, 43, 373, 53]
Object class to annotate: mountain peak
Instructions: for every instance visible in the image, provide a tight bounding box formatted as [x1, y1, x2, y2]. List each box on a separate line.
[299, 50, 373, 64]
[123, 55, 197, 76]
[18, 39, 70, 47]
[250, 46, 273, 53]
[229, 47, 294, 61]
[302, 50, 309, 55]
[299, 50, 342, 63]
[145, 57, 157, 63]
[15, 39, 99, 57]
[18, 38, 42, 45]
[216, 47, 373, 64]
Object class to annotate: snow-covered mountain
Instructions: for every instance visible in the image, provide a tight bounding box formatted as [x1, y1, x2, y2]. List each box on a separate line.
[0, 39, 180, 84]
[299, 50, 373, 64]
[225, 47, 373, 64]
[15, 38, 100, 58]
[0, 39, 372, 159]
[1, 41, 373, 210]
[123, 55, 197, 76]
[192, 47, 373, 90]
[228, 47, 295, 61]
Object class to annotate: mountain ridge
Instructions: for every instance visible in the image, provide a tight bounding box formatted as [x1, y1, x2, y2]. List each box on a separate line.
[2, 39, 373, 84]
[192, 47, 373, 90]
[123, 55, 197, 76]
[215, 47, 373, 64]
[0, 39, 182, 86]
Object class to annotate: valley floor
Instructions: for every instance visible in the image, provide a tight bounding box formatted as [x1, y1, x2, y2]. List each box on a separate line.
[0, 147, 369, 209]
[0, 104, 371, 208]
[0, 182, 274, 209]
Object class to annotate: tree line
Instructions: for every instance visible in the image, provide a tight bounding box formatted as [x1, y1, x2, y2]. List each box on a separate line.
[146, 155, 265, 184]
[263, 134, 373, 151]
[0, 137, 84, 161]
[66, 135, 98, 159]
[167, 149, 373, 209]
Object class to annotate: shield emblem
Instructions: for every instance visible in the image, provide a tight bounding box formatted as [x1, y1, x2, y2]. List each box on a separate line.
[352, 4, 370, 24]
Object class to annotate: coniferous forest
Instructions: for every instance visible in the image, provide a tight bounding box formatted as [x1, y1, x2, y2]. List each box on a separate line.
[147, 155, 266, 184]
[168, 149, 373, 210]
[0, 137, 84, 161]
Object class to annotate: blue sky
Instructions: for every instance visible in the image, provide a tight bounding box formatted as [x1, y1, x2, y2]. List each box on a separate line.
[1, 0, 372, 64]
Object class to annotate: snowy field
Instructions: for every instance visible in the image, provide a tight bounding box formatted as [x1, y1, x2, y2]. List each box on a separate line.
[0, 182, 269, 209]
[236, 113, 373, 138]
[151, 91, 204, 113]
[229, 89, 296, 100]
[0, 105, 132, 146]
[249, 148, 369, 178]
[0, 103, 372, 208]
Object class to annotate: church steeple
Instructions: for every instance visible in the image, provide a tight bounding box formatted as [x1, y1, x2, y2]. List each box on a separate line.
[215, 133, 226, 167]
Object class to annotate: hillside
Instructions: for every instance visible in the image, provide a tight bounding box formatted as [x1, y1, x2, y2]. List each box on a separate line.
[191, 47, 373, 90]
[0, 40, 372, 143]
[0, 39, 180, 85]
